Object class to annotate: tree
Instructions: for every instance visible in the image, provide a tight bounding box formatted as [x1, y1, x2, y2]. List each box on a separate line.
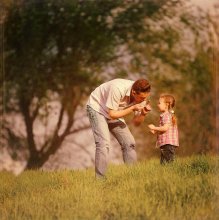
[3, 0, 178, 169]
[125, 1, 217, 156]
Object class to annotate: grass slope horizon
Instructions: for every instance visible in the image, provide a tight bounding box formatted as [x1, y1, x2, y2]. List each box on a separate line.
[0, 155, 219, 220]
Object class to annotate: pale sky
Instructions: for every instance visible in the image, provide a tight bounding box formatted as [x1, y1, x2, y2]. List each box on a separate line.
[191, 0, 218, 11]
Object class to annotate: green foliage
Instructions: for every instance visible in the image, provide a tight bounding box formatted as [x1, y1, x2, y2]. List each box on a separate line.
[0, 155, 218, 220]
[134, 4, 216, 155]
[5, 0, 169, 97]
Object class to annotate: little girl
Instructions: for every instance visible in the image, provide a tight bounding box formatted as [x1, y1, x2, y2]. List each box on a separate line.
[148, 94, 179, 164]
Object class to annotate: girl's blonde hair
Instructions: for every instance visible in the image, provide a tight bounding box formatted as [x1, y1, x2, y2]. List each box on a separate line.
[160, 94, 177, 125]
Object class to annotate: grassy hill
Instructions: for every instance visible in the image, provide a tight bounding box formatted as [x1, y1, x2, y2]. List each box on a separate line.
[0, 155, 218, 220]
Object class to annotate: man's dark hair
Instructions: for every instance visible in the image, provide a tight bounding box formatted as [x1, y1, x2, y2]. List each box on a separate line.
[132, 79, 151, 94]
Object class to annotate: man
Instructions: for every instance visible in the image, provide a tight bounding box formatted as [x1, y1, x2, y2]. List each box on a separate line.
[86, 78, 151, 178]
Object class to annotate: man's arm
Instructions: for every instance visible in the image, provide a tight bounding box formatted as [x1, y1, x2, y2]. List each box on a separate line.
[108, 103, 144, 119]
[132, 110, 148, 126]
[109, 106, 134, 119]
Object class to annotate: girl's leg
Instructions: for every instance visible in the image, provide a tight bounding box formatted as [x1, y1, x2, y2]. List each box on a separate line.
[87, 106, 111, 178]
[160, 149, 166, 164]
[160, 144, 175, 164]
[108, 120, 137, 164]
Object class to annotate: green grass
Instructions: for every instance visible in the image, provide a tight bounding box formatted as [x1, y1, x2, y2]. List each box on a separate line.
[0, 155, 218, 220]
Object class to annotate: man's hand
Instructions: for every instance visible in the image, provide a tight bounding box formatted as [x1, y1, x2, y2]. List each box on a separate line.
[132, 109, 148, 127]
[144, 103, 152, 112]
[131, 102, 152, 126]
[141, 107, 149, 116]
[132, 103, 145, 112]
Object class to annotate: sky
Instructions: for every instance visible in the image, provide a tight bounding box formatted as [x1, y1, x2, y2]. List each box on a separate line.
[191, 0, 218, 13]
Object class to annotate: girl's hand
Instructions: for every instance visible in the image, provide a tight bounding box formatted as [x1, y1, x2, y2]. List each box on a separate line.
[149, 129, 155, 134]
[148, 124, 155, 130]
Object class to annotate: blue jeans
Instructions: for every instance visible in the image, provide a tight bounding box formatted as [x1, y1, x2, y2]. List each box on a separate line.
[87, 105, 137, 177]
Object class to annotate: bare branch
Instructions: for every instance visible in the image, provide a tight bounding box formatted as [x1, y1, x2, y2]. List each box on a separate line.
[55, 105, 65, 136]
[60, 87, 82, 138]
[31, 103, 40, 121]
[65, 139, 95, 165]
[67, 124, 90, 135]
[39, 138, 52, 155]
